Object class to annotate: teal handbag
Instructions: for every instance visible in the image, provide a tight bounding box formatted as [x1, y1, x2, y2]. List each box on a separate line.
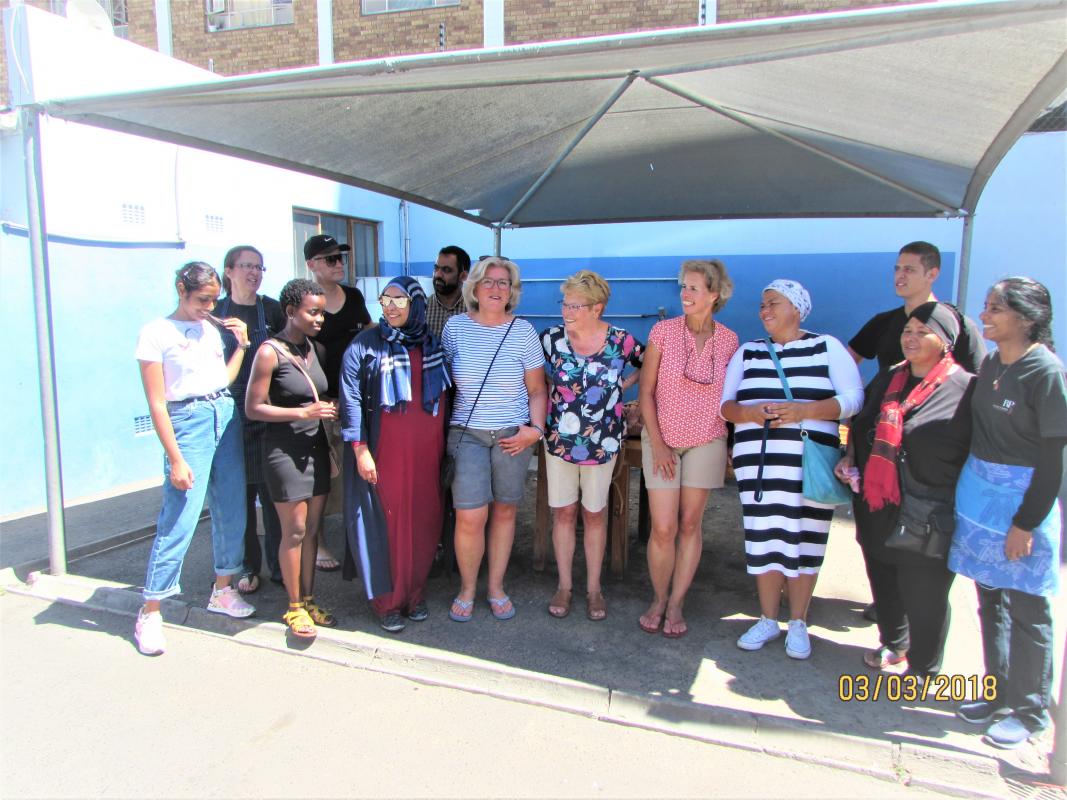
[764, 341, 852, 506]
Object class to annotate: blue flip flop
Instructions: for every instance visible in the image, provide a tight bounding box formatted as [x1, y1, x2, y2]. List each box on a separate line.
[448, 597, 474, 622]
[487, 594, 516, 621]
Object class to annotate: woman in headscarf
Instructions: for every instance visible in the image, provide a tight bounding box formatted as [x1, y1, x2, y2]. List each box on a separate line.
[836, 302, 976, 678]
[720, 279, 863, 660]
[339, 276, 452, 633]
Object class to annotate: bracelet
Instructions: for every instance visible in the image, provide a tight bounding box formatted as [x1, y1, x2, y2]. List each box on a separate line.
[239, 342, 251, 350]
[529, 423, 545, 439]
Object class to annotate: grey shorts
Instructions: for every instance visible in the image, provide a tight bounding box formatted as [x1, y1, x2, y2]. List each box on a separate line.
[448, 425, 535, 509]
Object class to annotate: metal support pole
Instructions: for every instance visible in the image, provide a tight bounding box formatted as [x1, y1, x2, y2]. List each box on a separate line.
[1051, 635, 1067, 785]
[956, 213, 975, 315]
[20, 106, 67, 576]
[493, 226, 501, 257]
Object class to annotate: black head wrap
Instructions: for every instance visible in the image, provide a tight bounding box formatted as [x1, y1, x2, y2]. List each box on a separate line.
[908, 301, 959, 348]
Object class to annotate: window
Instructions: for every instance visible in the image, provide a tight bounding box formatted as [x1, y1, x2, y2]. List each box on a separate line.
[206, 0, 293, 31]
[362, 0, 458, 14]
[294, 209, 380, 281]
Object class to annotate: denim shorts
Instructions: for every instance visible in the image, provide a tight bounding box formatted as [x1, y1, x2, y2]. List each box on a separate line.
[448, 425, 534, 509]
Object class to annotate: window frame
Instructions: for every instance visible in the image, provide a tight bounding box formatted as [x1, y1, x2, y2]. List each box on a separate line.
[293, 208, 381, 283]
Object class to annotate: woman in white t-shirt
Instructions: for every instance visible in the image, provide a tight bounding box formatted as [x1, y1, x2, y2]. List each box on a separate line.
[132, 262, 256, 656]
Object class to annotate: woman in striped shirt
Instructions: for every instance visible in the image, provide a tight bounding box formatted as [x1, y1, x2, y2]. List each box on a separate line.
[721, 280, 863, 660]
[442, 257, 548, 622]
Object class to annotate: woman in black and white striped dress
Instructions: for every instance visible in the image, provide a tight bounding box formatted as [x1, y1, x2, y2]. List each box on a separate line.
[720, 280, 863, 660]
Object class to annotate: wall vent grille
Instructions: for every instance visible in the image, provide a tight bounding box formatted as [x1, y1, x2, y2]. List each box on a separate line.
[133, 414, 154, 435]
[121, 203, 146, 224]
[205, 214, 225, 233]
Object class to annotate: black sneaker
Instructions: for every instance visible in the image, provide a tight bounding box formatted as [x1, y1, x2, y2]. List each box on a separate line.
[956, 700, 1011, 725]
[379, 613, 406, 633]
[406, 603, 429, 622]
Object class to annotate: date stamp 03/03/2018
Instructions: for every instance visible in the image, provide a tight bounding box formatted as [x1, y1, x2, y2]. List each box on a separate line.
[838, 673, 997, 703]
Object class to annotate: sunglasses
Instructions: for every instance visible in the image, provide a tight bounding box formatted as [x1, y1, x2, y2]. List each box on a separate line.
[379, 295, 411, 309]
[683, 348, 716, 385]
[312, 253, 347, 265]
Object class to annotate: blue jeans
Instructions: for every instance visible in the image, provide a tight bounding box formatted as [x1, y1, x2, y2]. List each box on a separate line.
[143, 394, 246, 601]
[976, 584, 1054, 732]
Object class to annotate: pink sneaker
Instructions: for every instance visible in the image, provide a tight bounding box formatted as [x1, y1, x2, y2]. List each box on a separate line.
[207, 585, 255, 618]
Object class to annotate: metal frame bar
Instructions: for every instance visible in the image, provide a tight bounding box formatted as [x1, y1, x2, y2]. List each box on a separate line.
[500, 73, 637, 226]
[20, 106, 67, 576]
[955, 213, 975, 315]
[646, 75, 960, 215]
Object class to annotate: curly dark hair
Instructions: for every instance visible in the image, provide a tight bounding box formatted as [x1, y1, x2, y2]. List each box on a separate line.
[279, 278, 324, 315]
[175, 261, 220, 294]
[991, 276, 1056, 352]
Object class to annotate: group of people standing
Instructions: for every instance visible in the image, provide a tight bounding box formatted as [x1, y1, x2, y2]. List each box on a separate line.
[133, 237, 1063, 752]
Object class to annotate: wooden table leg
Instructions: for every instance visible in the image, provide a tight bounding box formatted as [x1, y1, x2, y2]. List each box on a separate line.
[608, 458, 630, 577]
[534, 445, 549, 571]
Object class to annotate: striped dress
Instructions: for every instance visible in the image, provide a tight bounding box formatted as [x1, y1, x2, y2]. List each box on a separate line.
[721, 333, 862, 576]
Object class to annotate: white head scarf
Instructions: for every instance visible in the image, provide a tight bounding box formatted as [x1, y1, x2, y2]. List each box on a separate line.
[764, 279, 812, 322]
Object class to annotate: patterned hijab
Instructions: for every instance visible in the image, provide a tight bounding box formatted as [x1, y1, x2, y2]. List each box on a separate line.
[378, 276, 451, 414]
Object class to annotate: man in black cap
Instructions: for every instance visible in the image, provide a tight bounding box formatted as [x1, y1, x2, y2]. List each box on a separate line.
[304, 233, 371, 572]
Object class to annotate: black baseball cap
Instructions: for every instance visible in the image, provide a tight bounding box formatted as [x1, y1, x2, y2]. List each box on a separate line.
[304, 234, 351, 261]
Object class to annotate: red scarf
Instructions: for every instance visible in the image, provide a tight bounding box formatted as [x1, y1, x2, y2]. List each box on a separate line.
[862, 353, 958, 510]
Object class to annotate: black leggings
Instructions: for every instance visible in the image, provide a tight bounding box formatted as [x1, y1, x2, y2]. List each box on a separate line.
[861, 542, 955, 675]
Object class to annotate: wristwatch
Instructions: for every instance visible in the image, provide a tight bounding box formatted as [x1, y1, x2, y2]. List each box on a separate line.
[239, 342, 251, 350]
[529, 423, 545, 439]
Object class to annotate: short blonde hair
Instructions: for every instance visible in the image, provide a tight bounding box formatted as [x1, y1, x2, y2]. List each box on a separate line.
[463, 257, 522, 312]
[560, 270, 610, 313]
[679, 259, 733, 313]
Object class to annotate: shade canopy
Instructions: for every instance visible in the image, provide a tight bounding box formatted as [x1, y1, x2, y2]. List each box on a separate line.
[37, 0, 1067, 228]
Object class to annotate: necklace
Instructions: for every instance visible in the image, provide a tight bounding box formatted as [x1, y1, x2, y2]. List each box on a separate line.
[992, 343, 1036, 392]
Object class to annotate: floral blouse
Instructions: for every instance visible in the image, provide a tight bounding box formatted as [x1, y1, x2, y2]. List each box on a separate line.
[541, 324, 644, 465]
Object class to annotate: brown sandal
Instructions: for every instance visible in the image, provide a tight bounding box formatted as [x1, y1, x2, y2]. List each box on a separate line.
[283, 603, 317, 639]
[547, 588, 572, 618]
[302, 596, 338, 628]
[586, 591, 607, 622]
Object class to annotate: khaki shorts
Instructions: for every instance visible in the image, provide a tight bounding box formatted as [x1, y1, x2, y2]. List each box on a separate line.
[544, 450, 617, 512]
[641, 428, 727, 490]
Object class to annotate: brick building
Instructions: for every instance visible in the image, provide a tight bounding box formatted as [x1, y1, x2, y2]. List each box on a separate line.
[2, 0, 918, 105]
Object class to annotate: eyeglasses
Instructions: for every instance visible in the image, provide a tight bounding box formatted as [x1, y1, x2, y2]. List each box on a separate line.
[234, 263, 266, 272]
[683, 347, 716, 385]
[477, 255, 510, 261]
[378, 295, 410, 309]
[478, 278, 512, 290]
[311, 253, 347, 265]
[559, 301, 591, 312]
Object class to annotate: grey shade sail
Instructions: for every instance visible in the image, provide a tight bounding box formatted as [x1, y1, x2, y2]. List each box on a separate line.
[39, 0, 1067, 228]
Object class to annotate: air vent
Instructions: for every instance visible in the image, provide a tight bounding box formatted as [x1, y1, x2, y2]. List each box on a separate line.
[205, 214, 225, 233]
[121, 203, 146, 224]
[133, 415, 154, 435]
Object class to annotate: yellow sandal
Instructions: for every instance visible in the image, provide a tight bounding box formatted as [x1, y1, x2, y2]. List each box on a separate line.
[302, 596, 338, 628]
[283, 603, 317, 639]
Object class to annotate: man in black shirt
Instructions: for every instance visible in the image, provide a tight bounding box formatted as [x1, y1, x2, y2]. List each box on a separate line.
[848, 241, 985, 374]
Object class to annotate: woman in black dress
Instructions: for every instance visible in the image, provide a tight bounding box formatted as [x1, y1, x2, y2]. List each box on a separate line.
[246, 279, 338, 638]
[836, 302, 976, 677]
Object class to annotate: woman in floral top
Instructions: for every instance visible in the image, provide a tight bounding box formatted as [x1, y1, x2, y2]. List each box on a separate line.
[541, 270, 644, 621]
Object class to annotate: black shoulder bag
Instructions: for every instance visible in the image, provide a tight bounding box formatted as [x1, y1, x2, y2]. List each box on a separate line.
[884, 448, 955, 560]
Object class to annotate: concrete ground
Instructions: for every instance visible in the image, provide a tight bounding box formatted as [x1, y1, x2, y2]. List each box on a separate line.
[2, 472, 1064, 798]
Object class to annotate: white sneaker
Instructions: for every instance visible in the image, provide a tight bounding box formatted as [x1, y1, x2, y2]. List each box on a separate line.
[737, 616, 781, 650]
[134, 608, 166, 656]
[785, 619, 812, 660]
[207, 585, 255, 618]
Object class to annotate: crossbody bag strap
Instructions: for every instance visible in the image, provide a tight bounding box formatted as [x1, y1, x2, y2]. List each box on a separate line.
[265, 339, 320, 404]
[454, 317, 517, 448]
[754, 340, 796, 503]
